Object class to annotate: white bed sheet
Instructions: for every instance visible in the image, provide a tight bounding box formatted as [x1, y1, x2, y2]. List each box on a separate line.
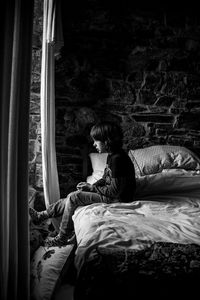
[73, 170, 200, 269]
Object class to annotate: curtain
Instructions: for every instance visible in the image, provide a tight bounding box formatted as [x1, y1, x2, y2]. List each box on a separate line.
[40, 0, 64, 230]
[0, 0, 34, 299]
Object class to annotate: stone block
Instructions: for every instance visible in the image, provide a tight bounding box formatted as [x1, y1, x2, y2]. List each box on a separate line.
[30, 95, 40, 114]
[176, 112, 200, 130]
[35, 164, 43, 189]
[29, 140, 37, 163]
[133, 114, 174, 123]
[155, 96, 175, 107]
[136, 90, 156, 105]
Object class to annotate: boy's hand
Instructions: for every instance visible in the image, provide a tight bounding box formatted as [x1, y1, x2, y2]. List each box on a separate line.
[76, 182, 92, 191]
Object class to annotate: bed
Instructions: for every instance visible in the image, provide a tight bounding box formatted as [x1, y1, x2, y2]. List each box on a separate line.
[73, 145, 200, 300]
[30, 145, 200, 300]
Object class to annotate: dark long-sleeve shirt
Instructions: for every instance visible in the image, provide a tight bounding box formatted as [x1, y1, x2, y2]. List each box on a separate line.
[92, 149, 136, 203]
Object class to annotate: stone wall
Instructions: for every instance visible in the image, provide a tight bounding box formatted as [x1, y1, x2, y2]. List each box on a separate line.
[30, 0, 200, 199]
[29, 0, 43, 203]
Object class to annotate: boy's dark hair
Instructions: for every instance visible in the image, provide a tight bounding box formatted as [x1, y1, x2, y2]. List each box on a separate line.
[90, 121, 123, 152]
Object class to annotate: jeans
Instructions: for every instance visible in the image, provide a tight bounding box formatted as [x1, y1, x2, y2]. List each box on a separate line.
[46, 190, 116, 236]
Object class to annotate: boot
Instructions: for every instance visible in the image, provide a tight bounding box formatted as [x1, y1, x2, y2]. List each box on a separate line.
[43, 232, 76, 248]
[29, 207, 49, 225]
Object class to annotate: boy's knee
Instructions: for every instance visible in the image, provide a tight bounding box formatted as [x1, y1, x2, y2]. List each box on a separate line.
[68, 190, 80, 203]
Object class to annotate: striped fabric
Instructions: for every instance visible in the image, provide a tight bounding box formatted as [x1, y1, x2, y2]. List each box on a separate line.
[128, 145, 200, 177]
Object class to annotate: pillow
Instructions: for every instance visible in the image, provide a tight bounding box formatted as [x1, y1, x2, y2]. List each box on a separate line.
[29, 220, 50, 259]
[31, 244, 74, 300]
[135, 169, 200, 197]
[128, 145, 200, 177]
[86, 153, 108, 184]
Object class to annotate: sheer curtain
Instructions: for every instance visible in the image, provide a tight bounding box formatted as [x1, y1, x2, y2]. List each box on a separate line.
[40, 0, 63, 230]
[0, 0, 34, 299]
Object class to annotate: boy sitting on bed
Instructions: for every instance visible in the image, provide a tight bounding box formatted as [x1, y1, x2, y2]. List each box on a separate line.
[29, 121, 136, 247]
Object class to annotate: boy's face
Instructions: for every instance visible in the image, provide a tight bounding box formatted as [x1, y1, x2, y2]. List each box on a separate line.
[93, 140, 107, 153]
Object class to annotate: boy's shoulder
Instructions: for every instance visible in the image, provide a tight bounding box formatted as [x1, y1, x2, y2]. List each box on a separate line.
[110, 150, 129, 162]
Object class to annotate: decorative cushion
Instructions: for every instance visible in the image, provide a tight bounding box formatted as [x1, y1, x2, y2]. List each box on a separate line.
[86, 153, 108, 184]
[30, 244, 75, 300]
[30, 220, 50, 259]
[128, 145, 200, 177]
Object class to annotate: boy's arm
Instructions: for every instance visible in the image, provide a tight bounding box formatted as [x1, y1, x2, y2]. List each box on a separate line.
[92, 167, 107, 187]
[92, 178, 106, 187]
[92, 155, 136, 198]
[91, 177, 126, 198]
